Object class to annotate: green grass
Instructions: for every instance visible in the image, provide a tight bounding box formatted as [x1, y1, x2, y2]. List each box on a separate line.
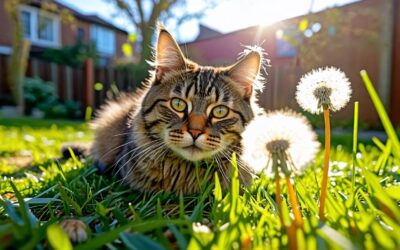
[1, 71, 400, 249]
[1, 118, 399, 249]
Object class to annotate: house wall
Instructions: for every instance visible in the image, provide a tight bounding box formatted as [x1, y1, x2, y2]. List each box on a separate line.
[0, 3, 13, 47]
[61, 20, 91, 46]
[115, 31, 126, 58]
[183, 0, 394, 127]
[390, 0, 400, 125]
[62, 19, 127, 58]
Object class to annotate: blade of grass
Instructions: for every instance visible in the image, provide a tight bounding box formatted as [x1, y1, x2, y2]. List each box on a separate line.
[360, 70, 400, 159]
[75, 219, 187, 250]
[58, 184, 82, 216]
[47, 223, 73, 250]
[348, 101, 359, 209]
[351, 101, 359, 194]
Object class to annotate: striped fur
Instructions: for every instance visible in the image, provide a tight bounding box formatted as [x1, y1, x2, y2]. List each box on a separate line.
[90, 27, 263, 194]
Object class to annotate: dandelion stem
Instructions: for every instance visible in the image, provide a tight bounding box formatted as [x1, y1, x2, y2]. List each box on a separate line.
[275, 171, 283, 226]
[287, 223, 298, 250]
[319, 106, 331, 220]
[286, 176, 303, 228]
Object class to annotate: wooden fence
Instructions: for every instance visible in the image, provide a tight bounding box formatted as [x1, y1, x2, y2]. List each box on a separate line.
[0, 54, 139, 114]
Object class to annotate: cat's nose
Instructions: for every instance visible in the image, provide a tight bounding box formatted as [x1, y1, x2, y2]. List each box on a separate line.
[188, 129, 202, 140]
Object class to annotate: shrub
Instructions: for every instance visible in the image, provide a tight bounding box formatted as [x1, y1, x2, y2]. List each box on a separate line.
[24, 77, 81, 119]
[38, 100, 81, 119]
[24, 77, 57, 115]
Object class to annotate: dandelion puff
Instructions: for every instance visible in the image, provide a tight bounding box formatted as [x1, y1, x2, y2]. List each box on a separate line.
[296, 67, 352, 114]
[241, 109, 320, 176]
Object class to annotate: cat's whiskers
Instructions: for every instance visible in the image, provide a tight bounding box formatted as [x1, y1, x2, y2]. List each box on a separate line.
[219, 148, 254, 176]
[112, 139, 164, 178]
[100, 139, 137, 162]
[111, 131, 157, 137]
[121, 142, 168, 184]
[117, 145, 166, 185]
[214, 154, 230, 185]
[123, 140, 166, 171]
[96, 130, 160, 162]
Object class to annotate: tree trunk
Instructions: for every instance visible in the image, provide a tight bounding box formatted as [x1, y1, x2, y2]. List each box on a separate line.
[7, 0, 31, 115]
[139, 25, 156, 65]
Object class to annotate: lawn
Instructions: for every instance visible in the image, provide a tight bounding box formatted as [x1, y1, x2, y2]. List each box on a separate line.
[0, 114, 399, 250]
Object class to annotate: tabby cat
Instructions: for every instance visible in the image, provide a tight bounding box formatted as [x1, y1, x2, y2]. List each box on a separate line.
[78, 27, 264, 194]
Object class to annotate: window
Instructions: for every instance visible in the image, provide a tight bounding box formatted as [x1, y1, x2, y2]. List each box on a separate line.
[21, 11, 31, 37]
[90, 25, 115, 55]
[19, 5, 59, 47]
[38, 15, 54, 41]
[77, 27, 85, 41]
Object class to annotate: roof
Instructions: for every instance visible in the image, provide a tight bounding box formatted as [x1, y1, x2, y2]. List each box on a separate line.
[28, 0, 128, 34]
[195, 24, 222, 41]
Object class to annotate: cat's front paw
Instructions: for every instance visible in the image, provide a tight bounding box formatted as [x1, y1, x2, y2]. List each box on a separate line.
[60, 219, 89, 243]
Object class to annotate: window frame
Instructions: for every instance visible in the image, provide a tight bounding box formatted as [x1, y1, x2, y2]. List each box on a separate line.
[19, 5, 60, 48]
[90, 24, 116, 56]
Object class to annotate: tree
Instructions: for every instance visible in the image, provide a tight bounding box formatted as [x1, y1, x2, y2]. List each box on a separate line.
[110, 0, 216, 65]
[4, 0, 74, 115]
[5, 0, 30, 115]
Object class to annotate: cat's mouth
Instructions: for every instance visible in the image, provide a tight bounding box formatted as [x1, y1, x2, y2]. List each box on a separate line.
[183, 145, 202, 153]
[173, 145, 213, 162]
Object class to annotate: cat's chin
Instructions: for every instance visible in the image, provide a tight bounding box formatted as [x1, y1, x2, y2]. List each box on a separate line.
[172, 145, 214, 162]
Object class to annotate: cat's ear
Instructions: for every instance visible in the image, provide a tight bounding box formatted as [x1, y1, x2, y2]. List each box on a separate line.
[227, 51, 261, 99]
[155, 27, 186, 81]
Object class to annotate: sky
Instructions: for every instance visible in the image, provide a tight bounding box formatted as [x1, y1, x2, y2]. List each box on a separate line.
[59, 0, 359, 42]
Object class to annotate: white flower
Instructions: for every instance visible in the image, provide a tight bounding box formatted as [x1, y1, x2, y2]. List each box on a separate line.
[296, 67, 352, 114]
[192, 222, 211, 234]
[241, 110, 320, 176]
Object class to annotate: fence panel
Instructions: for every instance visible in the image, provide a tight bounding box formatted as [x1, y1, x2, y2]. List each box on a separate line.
[0, 55, 136, 116]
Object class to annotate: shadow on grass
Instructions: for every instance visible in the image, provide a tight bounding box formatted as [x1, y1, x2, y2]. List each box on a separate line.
[0, 117, 87, 129]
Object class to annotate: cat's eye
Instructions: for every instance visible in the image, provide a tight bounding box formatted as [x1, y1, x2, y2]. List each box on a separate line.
[212, 105, 229, 119]
[171, 98, 187, 112]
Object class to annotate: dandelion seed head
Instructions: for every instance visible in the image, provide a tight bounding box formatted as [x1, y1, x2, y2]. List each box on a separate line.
[266, 139, 289, 153]
[296, 67, 352, 114]
[241, 109, 320, 176]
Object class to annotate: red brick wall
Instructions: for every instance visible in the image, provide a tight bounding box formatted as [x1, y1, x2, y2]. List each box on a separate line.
[61, 20, 91, 46]
[0, 2, 14, 47]
[115, 31, 127, 58]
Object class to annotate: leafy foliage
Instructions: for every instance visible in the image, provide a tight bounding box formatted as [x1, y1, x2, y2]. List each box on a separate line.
[24, 77, 58, 114]
[23, 77, 81, 119]
[42, 42, 98, 67]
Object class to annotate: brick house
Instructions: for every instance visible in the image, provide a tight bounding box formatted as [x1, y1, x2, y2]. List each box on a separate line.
[182, 0, 399, 127]
[0, 0, 133, 109]
[0, 0, 128, 64]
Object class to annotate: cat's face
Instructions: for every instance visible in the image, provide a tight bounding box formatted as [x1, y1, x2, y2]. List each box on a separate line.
[140, 28, 262, 162]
